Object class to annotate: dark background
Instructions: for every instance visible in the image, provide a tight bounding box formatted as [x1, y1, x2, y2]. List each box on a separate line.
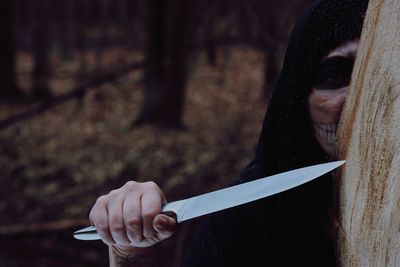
[0, 0, 311, 266]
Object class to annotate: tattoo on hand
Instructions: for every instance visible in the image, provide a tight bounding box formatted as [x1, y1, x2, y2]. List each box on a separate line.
[113, 253, 156, 267]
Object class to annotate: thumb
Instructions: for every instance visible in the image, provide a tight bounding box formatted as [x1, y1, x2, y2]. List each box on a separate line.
[153, 214, 176, 239]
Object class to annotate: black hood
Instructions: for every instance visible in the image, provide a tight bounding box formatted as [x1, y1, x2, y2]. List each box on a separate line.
[238, 0, 369, 263]
[254, 0, 368, 177]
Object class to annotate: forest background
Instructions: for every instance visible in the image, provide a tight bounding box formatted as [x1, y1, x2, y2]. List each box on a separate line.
[0, 0, 311, 266]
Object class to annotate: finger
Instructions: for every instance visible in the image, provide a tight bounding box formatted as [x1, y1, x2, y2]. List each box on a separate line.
[141, 183, 164, 238]
[153, 214, 176, 240]
[122, 191, 143, 244]
[108, 190, 130, 245]
[89, 195, 115, 246]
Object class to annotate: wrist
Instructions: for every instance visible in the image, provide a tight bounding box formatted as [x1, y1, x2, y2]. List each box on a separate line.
[110, 245, 157, 267]
[111, 244, 155, 257]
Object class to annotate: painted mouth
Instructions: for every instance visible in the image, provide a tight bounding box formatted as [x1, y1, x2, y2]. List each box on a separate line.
[313, 122, 338, 145]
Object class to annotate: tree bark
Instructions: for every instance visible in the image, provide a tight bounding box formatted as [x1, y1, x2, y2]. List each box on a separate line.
[336, 0, 400, 266]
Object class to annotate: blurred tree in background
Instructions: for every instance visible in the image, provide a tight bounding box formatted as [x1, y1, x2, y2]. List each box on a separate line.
[0, 0, 312, 266]
[136, 0, 190, 128]
[32, 0, 51, 98]
[0, 0, 20, 99]
[0, 0, 311, 126]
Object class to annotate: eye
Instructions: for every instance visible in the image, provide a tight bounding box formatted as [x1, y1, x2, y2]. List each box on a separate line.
[328, 74, 341, 81]
[327, 72, 347, 83]
[313, 70, 350, 90]
[312, 56, 354, 90]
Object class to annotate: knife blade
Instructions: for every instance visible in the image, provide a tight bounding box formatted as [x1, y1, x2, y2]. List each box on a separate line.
[74, 160, 345, 240]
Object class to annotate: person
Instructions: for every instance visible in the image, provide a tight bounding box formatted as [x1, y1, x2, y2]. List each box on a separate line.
[88, 0, 369, 266]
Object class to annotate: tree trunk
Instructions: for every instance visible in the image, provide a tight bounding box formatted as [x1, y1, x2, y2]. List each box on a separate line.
[0, 0, 21, 99]
[336, 0, 400, 266]
[134, 0, 166, 127]
[32, 0, 51, 99]
[58, 0, 74, 60]
[161, 0, 188, 127]
[135, 0, 188, 128]
[77, 0, 89, 81]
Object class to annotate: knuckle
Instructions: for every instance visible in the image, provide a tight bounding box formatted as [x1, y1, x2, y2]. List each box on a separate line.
[125, 216, 141, 228]
[124, 181, 138, 191]
[95, 195, 108, 206]
[131, 234, 144, 243]
[96, 222, 109, 234]
[109, 215, 122, 226]
[108, 189, 119, 198]
[144, 181, 159, 191]
[109, 222, 125, 233]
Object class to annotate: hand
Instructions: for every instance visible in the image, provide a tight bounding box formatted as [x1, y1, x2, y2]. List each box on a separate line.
[89, 181, 176, 250]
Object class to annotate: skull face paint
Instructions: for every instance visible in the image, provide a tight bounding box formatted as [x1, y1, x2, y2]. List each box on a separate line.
[308, 39, 359, 155]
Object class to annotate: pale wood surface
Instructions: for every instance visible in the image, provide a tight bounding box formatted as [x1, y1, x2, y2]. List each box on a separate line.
[337, 0, 400, 266]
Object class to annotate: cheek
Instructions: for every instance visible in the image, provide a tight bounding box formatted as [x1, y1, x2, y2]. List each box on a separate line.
[308, 89, 347, 123]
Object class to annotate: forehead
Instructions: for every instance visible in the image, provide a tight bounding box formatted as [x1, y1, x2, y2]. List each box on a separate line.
[325, 39, 360, 58]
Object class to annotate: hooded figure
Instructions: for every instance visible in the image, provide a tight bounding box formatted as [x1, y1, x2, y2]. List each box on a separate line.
[183, 0, 368, 266]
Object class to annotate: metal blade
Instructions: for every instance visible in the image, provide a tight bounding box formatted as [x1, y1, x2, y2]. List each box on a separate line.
[167, 160, 345, 222]
[73, 226, 99, 240]
[73, 160, 344, 240]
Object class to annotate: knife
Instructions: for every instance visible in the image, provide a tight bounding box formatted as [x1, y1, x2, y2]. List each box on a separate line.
[74, 160, 345, 240]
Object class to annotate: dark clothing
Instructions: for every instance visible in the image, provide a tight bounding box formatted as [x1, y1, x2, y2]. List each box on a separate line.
[182, 163, 336, 267]
[182, 0, 368, 266]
